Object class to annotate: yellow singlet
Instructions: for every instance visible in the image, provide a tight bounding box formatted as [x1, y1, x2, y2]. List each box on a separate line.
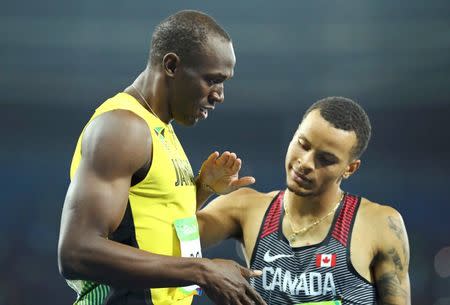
[68, 92, 197, 305]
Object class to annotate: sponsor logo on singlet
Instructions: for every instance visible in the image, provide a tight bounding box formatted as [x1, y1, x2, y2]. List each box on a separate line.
[262, 267, 336, 296]
[263, 250, 294, 263]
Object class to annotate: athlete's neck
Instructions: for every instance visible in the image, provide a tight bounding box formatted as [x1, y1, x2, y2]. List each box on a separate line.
[284, 187, 343, 219]
[126, 66, 172, 124]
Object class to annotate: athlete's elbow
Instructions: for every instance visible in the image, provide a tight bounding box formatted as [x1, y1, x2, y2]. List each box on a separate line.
[58, 240, 87, 279]
[58, 245, 77, 279]
[59, 261, 77, 280]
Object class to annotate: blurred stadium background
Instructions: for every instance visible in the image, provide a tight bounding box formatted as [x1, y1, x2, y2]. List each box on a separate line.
[1, 0, 449, 304]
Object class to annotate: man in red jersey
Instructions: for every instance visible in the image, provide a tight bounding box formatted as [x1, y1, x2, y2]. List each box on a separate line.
[198, 96, 411, 304]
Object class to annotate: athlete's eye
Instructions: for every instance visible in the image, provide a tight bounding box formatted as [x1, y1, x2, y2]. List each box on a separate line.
[205, 76, 225, 86]
[317, 155, 336, 166]
[297, 138, 308, 150]
[208, 79, 221, 85]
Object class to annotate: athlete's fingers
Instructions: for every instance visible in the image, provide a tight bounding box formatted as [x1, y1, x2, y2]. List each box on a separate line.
[230, 278, 266, 305]
[204, 151, 219, 166]
[225, 152, 237, 168]
[245, 283, 267, 305]
[216, 151, 231, 167]
[200, 151, 219, 172]
[239, 292, 255, 305]
[239, 266, 263, 279]
[231, 158, 242, 173]
[231, 176, 256, 188]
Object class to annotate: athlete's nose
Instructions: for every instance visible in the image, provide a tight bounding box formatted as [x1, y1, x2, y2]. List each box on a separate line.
[209, 83, 224, 104]
[297, 151, 314, 173]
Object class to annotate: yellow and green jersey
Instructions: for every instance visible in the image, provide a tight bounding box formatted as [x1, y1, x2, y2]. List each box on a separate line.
[68, 92, 197, 305]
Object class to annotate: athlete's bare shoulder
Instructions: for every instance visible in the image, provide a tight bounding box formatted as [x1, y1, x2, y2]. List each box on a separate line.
[358, 197, 404, 227]
[355, 196, 408, 260]
[81, 109, 152, 178]
[227, 187, 278, 210]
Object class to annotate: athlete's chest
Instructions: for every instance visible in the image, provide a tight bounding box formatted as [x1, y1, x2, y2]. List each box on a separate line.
[248, 193, 378, 304]
[247, 193, 376, 284]
[251, 235, 347, 300]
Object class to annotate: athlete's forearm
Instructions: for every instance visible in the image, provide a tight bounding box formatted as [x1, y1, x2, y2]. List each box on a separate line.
[58, 235, 210, 289]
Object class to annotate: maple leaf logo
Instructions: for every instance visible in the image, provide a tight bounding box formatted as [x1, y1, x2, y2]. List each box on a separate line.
[316, 253, 336, 267]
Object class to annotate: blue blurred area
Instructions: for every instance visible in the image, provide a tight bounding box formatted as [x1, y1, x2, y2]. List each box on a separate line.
[1, 1, 449, 304]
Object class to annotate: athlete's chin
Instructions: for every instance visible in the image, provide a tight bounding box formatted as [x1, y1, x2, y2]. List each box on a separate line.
[189, 114, 205, 126]
[176, 116, 198, 126]
[286, 181, 315, 197]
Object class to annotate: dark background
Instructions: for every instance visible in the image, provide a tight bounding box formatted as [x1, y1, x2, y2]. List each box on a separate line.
[1, 1, 449, 304]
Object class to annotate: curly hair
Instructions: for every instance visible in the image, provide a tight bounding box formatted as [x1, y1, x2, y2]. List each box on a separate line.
[304, 97, 372, 159]
[149, 10, 231, 67]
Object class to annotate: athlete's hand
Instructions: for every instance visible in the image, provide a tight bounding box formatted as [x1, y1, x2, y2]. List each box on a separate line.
[197, 151, 255, 195]
[202, 259, 267, 305]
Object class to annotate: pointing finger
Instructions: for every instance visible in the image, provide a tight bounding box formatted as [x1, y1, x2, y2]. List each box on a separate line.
[240, 266, 263, 279]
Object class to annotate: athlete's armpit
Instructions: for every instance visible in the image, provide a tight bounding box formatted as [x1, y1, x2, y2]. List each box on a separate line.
[373, 209, 411, 305]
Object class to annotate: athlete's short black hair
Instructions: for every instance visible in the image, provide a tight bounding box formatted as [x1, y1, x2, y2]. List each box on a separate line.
[303, 96, 372, 159]
[149, 10, 231, 66]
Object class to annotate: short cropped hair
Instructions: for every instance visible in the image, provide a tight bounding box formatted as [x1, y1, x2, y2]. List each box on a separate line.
[149, 10, 231, 66]
[304, 97, 372, 159]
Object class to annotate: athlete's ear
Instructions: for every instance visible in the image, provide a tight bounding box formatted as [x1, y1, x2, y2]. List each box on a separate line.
[342, 159, 360, 180]
[162, 53, 179, 77]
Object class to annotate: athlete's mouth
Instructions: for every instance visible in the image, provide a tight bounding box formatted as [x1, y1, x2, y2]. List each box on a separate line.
[292, 168, 312, 184]
[199, 106, 215, 119]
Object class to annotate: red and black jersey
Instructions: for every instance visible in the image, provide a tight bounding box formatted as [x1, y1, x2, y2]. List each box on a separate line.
[249, 191, 377, 304]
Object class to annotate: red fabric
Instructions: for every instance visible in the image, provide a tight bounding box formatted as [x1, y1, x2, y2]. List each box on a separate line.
[332, 194, 358, 246]
[260, 191, 284, 238]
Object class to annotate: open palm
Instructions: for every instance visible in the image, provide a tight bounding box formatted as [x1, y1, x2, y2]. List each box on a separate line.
[198, 151, 255, 195]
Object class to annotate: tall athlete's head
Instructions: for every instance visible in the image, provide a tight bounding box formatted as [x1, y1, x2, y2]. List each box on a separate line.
[285, 97, 372, 196]
[150, 10, 236, 126]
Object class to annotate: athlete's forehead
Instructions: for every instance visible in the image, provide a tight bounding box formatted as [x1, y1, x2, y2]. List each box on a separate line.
[296, 110, 357, 160]
[188, 36, 235, 78]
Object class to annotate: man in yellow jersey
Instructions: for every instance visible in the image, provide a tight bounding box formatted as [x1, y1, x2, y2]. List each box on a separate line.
[198, 97, 411, 305]
[58, 10, 266, 305]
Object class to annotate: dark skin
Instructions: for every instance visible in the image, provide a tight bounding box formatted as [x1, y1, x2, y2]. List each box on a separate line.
[198, 110, 411, 304]
[58, 34, 265, 305]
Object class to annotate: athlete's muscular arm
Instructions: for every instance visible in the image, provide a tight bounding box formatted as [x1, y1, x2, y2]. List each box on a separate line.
[372, 206, 411, 305]
[58, 110, 266, 305]
[197, 188, 250, 248]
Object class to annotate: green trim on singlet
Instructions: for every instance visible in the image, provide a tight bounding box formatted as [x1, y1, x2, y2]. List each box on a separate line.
[72, 282, 110, 305]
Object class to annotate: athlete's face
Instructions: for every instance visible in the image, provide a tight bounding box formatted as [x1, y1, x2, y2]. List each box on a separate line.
[168, 35, 235, 126]
[285, 110, 360, 197]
